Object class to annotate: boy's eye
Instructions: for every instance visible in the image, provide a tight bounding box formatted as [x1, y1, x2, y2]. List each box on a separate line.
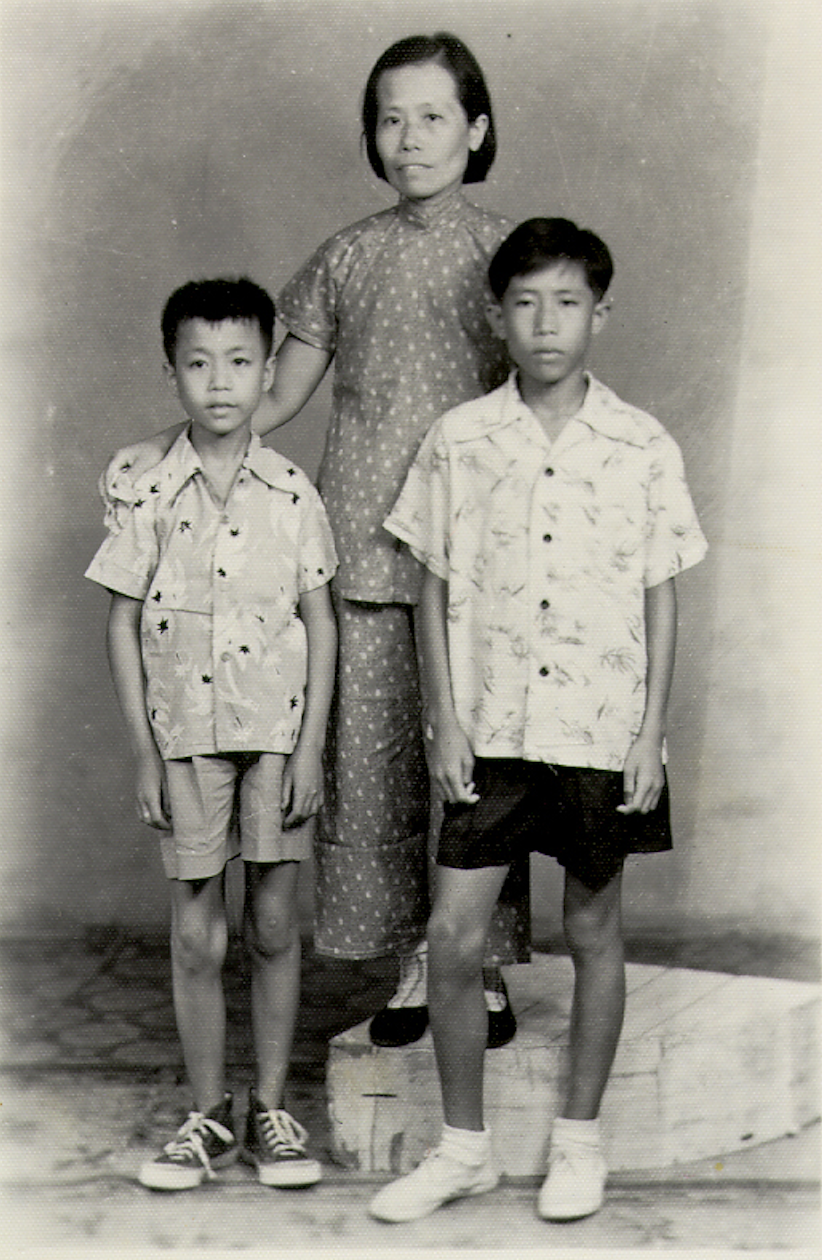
[425, 112, 443, 122]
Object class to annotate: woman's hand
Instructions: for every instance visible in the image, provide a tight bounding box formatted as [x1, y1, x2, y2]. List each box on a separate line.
[102, 427, 183, 500]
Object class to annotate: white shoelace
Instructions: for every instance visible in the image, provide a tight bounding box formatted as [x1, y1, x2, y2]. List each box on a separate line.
[257, 1109, 310, 1156]
[161, 1112, 234, 1179]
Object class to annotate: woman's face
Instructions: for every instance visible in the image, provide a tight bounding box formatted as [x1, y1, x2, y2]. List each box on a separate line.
[375, 61, 488, 202]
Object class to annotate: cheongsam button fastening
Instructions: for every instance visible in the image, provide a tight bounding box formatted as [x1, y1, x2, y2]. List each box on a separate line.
[539, 666, 550, 677]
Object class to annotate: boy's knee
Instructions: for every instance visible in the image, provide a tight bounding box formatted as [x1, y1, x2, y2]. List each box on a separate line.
[247, 901, 297, 959]
[564, 895, 622, 958]
[427, 911, 485, 977]
[172, 915, 227, 974]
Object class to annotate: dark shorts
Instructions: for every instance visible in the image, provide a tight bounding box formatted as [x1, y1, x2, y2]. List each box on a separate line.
[437, 758, 672, 892]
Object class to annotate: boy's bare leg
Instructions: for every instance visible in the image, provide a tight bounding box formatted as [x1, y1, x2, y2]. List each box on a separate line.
[170, 872, 229, 1113]
[562, 868, 625, 1119]
[428, 864, 512, 1131]
[245, 860, 301, 1109]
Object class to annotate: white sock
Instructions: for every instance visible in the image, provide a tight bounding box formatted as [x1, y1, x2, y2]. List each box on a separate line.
[552, 1116, 602, 1148]
[387, 940, 428, 1008]
[441, 1123, 492, 1165]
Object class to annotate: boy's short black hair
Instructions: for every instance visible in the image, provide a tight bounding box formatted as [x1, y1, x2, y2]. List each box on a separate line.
[161, 277, 275, 363]
[489, 218, 614, 302]
[362, 32, 496, 184]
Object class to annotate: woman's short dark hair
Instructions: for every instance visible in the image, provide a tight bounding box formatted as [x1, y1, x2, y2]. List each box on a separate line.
[489, 219, 614, 302]
[361, 32, 496, 184]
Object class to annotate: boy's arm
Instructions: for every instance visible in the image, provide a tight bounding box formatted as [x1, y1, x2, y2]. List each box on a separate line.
[619, 576, 677, 815]
[107, 593, 171, 830]
[281, 582, 338, 828]
[418, 567, 479, 805]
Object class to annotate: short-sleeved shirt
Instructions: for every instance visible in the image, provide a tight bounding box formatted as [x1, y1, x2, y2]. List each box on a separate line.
[385, 374, 708, 770]
[277, 189, 511, 603]
[85, 430, 338, 760]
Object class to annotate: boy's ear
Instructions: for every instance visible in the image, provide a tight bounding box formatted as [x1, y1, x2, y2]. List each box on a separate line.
[486, 302, 506, 340]
[591, 296, 611, 337]
[163, 360, 178, 391]
[262, 355, 275, 393]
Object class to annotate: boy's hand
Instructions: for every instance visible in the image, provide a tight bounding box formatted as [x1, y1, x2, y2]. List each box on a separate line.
[618, 732, 665, 815]
[282, 742, 324, 828]
[427, 718, 480, 806]
[135, 748, 172, 830]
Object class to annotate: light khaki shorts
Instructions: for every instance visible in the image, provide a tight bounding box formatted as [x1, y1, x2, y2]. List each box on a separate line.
[161, 752, 313, 881]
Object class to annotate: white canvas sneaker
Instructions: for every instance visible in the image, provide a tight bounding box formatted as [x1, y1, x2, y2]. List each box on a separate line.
[369, 1144, 499, 1222]
[538, 1140, 607, 1220]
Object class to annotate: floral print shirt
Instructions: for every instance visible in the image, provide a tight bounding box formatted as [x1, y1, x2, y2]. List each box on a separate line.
[85, 430, 338, 760]
[277, 189, 511, 603]
[385, 374, 708, 770]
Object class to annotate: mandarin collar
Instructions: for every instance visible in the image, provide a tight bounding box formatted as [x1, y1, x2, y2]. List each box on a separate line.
[396, 185, 467, 230]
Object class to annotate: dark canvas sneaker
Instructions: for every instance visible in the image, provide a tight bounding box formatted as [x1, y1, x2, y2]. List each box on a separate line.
[138, 1093, 238, 1190]
[242, 1091, 322, 1187]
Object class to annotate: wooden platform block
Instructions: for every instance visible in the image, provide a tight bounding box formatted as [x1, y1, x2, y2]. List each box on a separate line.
[327, 954, 819, 1175]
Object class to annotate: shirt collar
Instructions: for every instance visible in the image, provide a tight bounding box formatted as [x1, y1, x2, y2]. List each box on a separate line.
[145, 429, 299, 500]
[490, 372, 655, 450]
[397, 186, 467, 230]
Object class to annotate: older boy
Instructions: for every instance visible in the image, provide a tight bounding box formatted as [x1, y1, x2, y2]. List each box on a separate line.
[371, 219, 707, 1222]
[86, 278, 337, 1191]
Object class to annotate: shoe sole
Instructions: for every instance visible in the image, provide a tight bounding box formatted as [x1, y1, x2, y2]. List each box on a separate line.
[538, 1198, 604, 1221]
[370, 1173, 499, 1223]
[138, 1146, 239, 1191]
[241, 1150, 322, 1187]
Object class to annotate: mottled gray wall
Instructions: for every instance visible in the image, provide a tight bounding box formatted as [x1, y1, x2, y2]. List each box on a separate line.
[1, 0, 817, 940]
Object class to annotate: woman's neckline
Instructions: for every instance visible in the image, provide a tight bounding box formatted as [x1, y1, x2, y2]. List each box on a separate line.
[397, 184, 467, 228]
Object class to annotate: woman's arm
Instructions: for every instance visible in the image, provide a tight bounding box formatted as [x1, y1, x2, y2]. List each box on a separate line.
[418, 567, 479, 805]
[103, 334, 332, 492]
[252, 334, 333, 435]
[102, 423, 185, 500]
[107, 593, 171, 830]
[619, 576, 677, 815]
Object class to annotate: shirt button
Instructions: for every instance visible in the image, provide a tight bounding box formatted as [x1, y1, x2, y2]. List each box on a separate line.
[545, 467, 555, 477]
[540, 599, 550, 610]
[539, 666, 550, 677]
[220, 651, 231, 662]
[543, 533, 552, 542]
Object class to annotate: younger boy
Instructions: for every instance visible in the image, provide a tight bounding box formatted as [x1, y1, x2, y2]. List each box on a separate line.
[372, 219, 707, 1222]
[86, 278, 338, 1191]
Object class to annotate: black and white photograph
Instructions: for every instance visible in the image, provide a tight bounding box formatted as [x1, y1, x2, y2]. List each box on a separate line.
[1, 1, 819, 1255]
